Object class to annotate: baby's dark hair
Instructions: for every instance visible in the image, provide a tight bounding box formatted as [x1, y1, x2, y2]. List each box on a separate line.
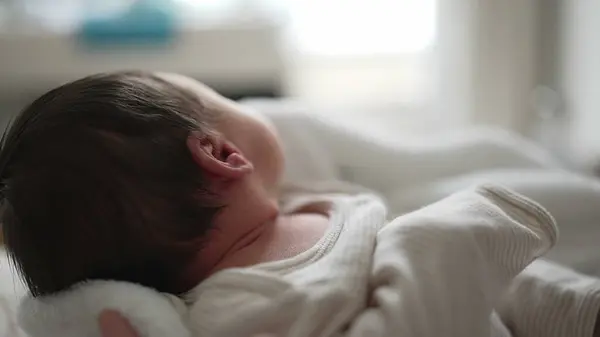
[0, 71, 222, 297]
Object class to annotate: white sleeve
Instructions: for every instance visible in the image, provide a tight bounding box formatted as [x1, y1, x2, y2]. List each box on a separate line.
[497, 259, 600, 337]
[344, 185, 558, 337]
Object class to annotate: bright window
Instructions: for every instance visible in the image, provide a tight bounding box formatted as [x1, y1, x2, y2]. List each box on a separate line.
[176, 0, 437, 55]
[283, 0, 436, 56]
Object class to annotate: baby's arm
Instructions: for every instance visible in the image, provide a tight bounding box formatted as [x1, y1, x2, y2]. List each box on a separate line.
[497, 259, 600, 337]
[345, 185, 557, 337]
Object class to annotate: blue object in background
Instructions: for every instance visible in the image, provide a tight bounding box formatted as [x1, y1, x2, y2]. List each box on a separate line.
[79, 0, 177, 46]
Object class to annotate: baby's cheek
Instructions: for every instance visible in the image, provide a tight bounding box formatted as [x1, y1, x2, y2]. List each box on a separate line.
[268, 133, 285, 188]
[252, 123, 284, 188]
[241, 106, 277, 134]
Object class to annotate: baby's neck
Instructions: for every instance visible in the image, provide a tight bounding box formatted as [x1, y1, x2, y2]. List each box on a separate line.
[178, 200, 332, 292]
[209, 211, 330, 274]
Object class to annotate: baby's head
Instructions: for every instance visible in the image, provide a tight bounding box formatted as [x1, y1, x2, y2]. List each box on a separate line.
[0, 71, 284, 296]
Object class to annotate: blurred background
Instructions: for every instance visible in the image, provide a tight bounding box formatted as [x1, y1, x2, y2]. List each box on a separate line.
[0, 0, 598, 171]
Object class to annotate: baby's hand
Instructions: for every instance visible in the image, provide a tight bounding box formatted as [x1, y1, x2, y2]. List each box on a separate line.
[98, 310, 139, 337]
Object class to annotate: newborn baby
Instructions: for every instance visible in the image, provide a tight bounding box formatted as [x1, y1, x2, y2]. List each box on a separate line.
[2, 72, 600, 337]
[0, 71, 329, 296]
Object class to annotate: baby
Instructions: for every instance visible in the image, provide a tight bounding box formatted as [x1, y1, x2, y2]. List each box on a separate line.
[2, 71, 600, 337]
[0, 71, 328, 296]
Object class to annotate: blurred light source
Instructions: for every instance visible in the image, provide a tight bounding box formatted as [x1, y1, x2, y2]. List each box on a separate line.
[285, 0, 436, 55]
[173, 0, 238, 14]
[176, 0, 436, 55]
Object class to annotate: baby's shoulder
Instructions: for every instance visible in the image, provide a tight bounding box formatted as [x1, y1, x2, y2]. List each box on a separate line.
[184, 268, 296, 336]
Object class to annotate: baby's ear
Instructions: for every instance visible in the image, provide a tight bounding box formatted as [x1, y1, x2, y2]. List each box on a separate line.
[186, 131, 253, 180]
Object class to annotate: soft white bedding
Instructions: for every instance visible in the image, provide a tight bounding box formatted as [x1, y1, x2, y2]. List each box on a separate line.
[1, 99, 599, 336]
[246, 98, 600, 277]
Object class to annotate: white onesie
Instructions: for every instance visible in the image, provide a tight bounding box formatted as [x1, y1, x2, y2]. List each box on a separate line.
[179, 185, 600, 337]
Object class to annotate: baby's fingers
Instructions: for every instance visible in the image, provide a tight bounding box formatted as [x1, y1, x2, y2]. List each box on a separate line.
[98, 310, 140, 337]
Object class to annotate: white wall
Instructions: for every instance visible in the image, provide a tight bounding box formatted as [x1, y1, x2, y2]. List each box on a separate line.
[0, 23, 284, 99]
[560, 0, 600, 167]
[435, 0, 540, 134]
